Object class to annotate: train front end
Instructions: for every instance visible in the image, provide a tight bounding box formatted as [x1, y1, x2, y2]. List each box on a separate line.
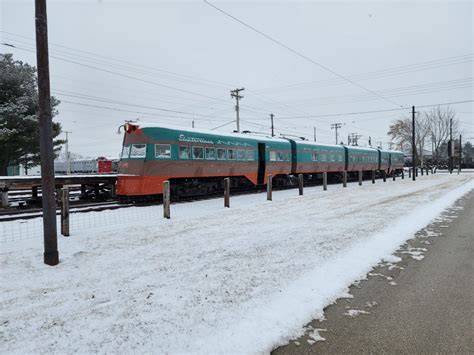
[116, 123, 168, 197]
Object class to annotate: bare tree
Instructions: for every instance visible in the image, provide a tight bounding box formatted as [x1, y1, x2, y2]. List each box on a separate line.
[425, 106, 458, 164]
[387, 112, 430, 165]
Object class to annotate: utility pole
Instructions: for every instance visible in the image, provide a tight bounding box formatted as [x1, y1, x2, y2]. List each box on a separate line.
[458, 134, 462, 174]
[192, 112, 195, 128]
[313, 126, 316, 142]
[368, 136, 372, 146]
[36, 0, 58, 266]
[331, 123, 342, 145]
[412, 105, 416, 181]
[230, 88, 244, 132]
[449, 118, 453, 174]
[270, 113, 274, 137]
[64, 130, 71, 175]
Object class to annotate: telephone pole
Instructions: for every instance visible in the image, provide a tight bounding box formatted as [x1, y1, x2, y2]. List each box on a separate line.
[313, 126, 316, 142]
[331, 123, 342, 144]
[270, 113, 274, 137]
[412, 105, 416, 181]
[230, 88, 244, 132]
[449, 118, 453, 174]
[458, 134, 462, 174]
[36, 0, 58, 265]
[64, 130, 71, 175]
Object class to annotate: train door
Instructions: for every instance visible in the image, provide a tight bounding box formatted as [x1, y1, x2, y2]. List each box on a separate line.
[257, 143, 266, 185]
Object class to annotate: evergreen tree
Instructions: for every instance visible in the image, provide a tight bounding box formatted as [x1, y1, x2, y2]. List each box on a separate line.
[0, 53, 63, 175]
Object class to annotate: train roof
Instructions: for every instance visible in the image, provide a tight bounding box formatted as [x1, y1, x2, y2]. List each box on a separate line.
[137, 124, 291, 144]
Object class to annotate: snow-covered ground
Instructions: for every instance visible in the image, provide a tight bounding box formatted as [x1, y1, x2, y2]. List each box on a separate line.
[1, 174, 473, 353]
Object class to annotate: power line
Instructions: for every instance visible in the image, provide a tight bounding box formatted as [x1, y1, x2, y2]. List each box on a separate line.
[204, 0, 403, 108]
[242, 99, 474, 121]
[1, 43, 231, 104]
[255, 53, 473, 93]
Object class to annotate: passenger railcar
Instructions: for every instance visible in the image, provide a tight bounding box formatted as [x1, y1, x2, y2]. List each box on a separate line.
[116, 124, 292, 196]
[116, 124, 405, 197]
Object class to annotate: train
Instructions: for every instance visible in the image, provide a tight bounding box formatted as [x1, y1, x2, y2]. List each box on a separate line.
[116, 124, 404, 197]
[54, 157, 119, 175]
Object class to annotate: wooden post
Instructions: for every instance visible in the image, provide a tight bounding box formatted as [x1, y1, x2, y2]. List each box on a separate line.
[32, 186, 38, 198]
[426, 167, 429, 176]
[358, 170, 362, 186]
[342, 171, 347, 188]
[298, 174, 303, 195]
[323, 172, 328, 191]
[1, 189, 9, 208]
[393, 172, 396, 181]
[163, 180, 170, 218]
[408, 168, 411, 178]
[421, 167, 424, 176]
[224, 177, 230, 208]
[415, 168, 418, 177]
[267, 175, 272, 201]
[60, 188, 70, 237]
[383, 170, 386, 182]
[372, 170, 375, 184]
[402, 169, 405, 179]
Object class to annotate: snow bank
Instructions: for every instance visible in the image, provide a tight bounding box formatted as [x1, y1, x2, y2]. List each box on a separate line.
[1, 174, 473, 353]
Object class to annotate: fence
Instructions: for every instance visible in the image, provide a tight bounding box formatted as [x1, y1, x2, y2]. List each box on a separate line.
[1, 168, 437, 243]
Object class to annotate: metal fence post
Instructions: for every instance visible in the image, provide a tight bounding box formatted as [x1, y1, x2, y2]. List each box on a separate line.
[342, 171, 347, 188]
[372, 170, 375, 184]
[60, 188, 70, 237]
[224, 177, 230, 208]
[358, 170, 362, 186]
[298, 174, 303, 195]
[323, 172, 328, 191]
[163, 180, 170, 218]
[267, 175, 272, 201]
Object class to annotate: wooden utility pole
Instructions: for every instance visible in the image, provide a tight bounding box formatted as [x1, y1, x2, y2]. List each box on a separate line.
[331, 123, 342, 144]
[64, 130, 71, 175]
[449, 118, 453, 174]
[36, 0, 58, 266]
[458, 134, 462, 174]
[230, 88, 244, 132]
[313, 126, 316, 142]
[412, 105, 416, 182]
[270, 113, 274, 137]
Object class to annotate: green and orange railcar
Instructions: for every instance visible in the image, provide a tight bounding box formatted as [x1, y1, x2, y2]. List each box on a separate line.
[116, 124, 404, 197]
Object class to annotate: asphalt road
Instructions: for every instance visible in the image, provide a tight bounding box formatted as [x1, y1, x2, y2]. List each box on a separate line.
[273, 190, 474, 354]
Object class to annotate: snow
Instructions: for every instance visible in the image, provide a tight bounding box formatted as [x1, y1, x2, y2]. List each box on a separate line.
[1, 174, 473, 353]
[344, 309, 370, 317]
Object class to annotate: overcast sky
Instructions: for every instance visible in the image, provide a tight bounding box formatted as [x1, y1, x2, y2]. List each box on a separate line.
[1, 0, 473, 158]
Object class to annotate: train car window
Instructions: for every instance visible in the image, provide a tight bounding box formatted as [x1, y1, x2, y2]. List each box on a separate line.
[269, 151, 277, 161]
[237, 150, 246, 160]
[338, 155, 343, 162]
[276, 152, 283, 161]
[311, 152, 317, 161]
[205, 147, 216, 160]
[245, 150, 254, 161]
[130, 144, 146, 158]
[121, 145, 130, 159]
[228, 149, 236, 160]
[192, 146, 204, 160]
[179, 146, 190, 159]
[217, 148, 227, 160]
[155, 144, 171, 159]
